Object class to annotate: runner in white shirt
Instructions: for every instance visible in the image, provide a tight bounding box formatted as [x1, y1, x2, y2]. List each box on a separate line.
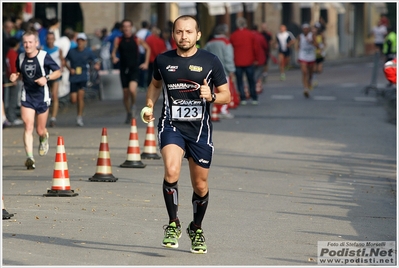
[297, 23, 317, 98]
[371, 21, 387, 53]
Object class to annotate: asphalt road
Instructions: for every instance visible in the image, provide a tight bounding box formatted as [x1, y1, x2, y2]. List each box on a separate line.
[2, 56, 396, 267]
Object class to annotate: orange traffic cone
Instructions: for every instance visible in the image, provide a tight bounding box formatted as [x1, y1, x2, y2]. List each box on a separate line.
[228, 77, 239, 109]
[89, 128, 118, 182]
[43, 136, 78, 197]
[2, 196, 14, 220]
[141, 121, 161, 159]
[211, 105, 220, 122]
[120, 118, 146, 168]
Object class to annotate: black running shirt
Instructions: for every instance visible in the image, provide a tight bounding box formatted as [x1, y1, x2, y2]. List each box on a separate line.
[117, 35, 139, 68]
[153, 49, 227, 141]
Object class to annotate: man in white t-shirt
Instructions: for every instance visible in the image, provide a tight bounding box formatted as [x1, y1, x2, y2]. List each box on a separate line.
[371, 21, 387, 53]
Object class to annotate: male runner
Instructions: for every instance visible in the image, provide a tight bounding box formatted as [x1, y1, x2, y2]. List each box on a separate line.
[141, 15, 230, 254]
[112, 19, 150, 124]
[9, 30, 61, 169]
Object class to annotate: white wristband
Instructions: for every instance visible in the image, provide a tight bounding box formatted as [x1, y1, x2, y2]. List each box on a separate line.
[140, 106, 153, 124]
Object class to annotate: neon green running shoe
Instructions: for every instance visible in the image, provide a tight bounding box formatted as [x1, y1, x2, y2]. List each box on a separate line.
[162, 222, 182, 248]
[187, 223, 207, 254]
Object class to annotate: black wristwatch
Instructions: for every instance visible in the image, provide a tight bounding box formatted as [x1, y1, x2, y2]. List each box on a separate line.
[209, 93, 216, 103]
[45, 75, 50, 81]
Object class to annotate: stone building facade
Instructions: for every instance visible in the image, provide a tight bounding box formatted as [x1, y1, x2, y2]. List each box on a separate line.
[29, 2, 392, 60]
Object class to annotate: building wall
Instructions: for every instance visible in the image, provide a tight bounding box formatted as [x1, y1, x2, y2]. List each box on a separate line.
[80, 3, 123, 34]
[77, 2, 385, 60]
[124, 3, 152, 32]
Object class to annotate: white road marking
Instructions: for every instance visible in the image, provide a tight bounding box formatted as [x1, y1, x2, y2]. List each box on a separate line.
[271, 95, 294, 100]
[312, 96, 337, 101]
[354, 97, 377, 102]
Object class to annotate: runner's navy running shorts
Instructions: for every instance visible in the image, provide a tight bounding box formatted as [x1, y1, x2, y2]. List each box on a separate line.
[158, 123, 214, 169]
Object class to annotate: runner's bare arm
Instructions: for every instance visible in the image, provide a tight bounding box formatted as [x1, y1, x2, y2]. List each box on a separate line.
[142, 78, 162, 123]
[213, 83, 231, 104]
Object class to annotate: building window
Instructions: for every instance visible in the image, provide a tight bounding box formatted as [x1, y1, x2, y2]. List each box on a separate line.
[320, 9, 328, 24]
[301, 7, 311, 24]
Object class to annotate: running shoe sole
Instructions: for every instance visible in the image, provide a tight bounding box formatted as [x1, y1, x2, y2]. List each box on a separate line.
[38, 132, 49, 156]
[25, 158, 35, 170]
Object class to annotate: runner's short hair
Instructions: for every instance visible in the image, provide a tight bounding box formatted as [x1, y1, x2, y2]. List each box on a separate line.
[172, 15, 200, 33]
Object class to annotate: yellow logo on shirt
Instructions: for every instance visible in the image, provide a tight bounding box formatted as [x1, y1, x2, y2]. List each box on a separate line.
[189, 65, 202, 72]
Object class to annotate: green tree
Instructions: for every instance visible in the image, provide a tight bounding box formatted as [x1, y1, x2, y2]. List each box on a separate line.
[2, 3, 24, 20]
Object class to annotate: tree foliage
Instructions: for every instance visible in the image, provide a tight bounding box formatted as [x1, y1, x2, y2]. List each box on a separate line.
[2, 3, 24, 20]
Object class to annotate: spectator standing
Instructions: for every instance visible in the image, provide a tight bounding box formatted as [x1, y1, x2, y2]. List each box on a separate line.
[9, 30, 61, 169]
[42, 31, 64, 127]
[204, 23, 236, 119]
[111, 19, 150, 124]
[145, 26, 166, 87]
[276, 24, 296, 81]
[5, 37, 23, 126]
[260, 22, 273, 81]
[297, 23, 317, 98]
[65, 33, 101, 127]
[135, 21, 151, 91]
[230, 17, 258, 105]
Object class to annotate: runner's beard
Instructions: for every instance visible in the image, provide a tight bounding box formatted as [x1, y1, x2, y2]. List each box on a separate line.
[177, 42, 196, 52]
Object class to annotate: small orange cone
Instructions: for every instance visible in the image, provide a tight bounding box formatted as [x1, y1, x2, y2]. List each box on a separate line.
[2, 196, 14, 220]
[120, 118, 146, 168]
[228, 77, 239, 109]
[89, 128, 118, 182]
[43, 136, 78, 197]
[141, 121, 161, 159]
[211, 105, 220, 122]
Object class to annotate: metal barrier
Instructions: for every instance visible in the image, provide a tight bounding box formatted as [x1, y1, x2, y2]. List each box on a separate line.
[98, 70, 123, 101]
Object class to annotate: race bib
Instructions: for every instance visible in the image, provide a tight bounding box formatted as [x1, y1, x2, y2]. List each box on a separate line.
[76, 66, 82, 75]
[171, 105, 202, 121]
